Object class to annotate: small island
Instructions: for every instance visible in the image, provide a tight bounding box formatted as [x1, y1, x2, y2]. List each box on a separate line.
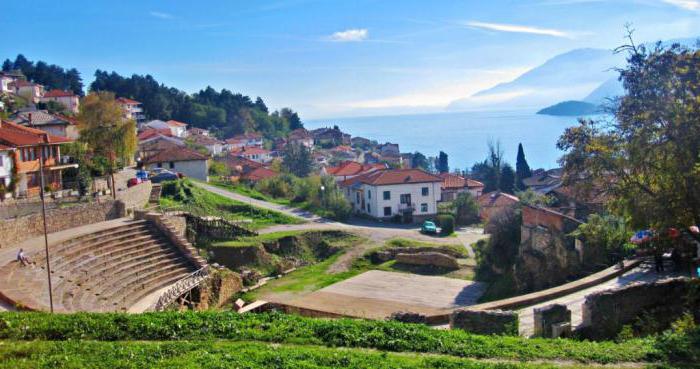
[537, 100, 600, 116]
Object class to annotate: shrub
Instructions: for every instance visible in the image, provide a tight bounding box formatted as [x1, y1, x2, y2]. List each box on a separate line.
[437, 214, 455, 235]
[453, 192, 480, 225]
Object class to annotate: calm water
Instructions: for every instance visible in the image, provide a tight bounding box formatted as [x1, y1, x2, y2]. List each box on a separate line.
[306, 110, 587, 171]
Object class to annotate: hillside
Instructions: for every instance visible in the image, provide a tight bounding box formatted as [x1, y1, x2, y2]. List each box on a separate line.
[537, 100, 600, 116]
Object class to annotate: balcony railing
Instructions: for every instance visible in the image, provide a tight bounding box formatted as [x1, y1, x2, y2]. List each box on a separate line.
[398, 202, 415, 212]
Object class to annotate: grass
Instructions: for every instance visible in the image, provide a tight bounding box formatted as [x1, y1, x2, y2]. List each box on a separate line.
[210, 179, 292, 206]
[0, 340, 642, 369]
[159, 179, 302, 230]
[0, 312, 661, 365]
[213, 230, 308, 248]
[385, 238, 468, 257]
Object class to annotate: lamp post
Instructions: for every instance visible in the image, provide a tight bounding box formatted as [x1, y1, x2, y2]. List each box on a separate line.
[38, 141, 54, 313]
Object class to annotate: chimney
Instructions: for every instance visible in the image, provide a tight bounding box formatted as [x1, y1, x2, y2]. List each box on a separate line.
[28, 112, 32, 126]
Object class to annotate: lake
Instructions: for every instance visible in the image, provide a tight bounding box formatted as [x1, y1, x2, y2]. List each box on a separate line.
[306, 110, 588, 172]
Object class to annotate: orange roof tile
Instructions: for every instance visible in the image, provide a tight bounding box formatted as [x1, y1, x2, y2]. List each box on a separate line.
[166, 120, 188, 127]
[43, 89, 76, 98]
[340, 168, 442, 187]
[0, 120, 72, 146]
[439, 173, 484, 190]
[143, 146, 208, 164]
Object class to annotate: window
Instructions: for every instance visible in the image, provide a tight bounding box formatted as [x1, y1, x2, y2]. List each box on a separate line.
[422, 187, 429, 196]
[368, 190, 371, 199]
[0, 155, 3, 166]
[383, 191, 390, 200]
[356, 192, 360, 204]
[367, 204, 371, 213]
[169, 161, 175, 169]
[157, 162, 163, 168]
[400, 194, 411, 204]
[421, 203, 428, 212]
[383, 206, 392, 216]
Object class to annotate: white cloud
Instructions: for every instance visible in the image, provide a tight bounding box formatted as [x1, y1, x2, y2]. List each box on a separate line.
[150, 11, 174, 19]
[327, 28, 369, 42]
[662, 0, 700, 10]
[465, 21, 571, 38]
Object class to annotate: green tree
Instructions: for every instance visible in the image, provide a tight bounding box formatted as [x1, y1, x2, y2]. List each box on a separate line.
[77, 92, 137, 179]
[453, 192, 480, 225]
[500, 163, 516, 194]
[437, 151, 449, 173]
[411, 151, 429, 170]
[515, 143, 532, 191]
[557, 41, 700, 229]
[570, 214, 634, 265]
[516, 188, 555, 207]
[282, 143, 314, 177]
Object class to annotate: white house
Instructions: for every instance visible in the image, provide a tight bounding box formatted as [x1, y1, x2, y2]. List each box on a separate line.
[0, 144, 14, 192]
[225, 132, 263, 150]
[166, 120, 188, 138]
[143, 146, 209, 182]
[339, 168, 443, 223]
[0, 73, 17, 94]
[288, 128, 314, 149]
[116, 97, 145, 123]
[11, 80, 44, 103]
[189, 134, 225, 156]
[229, 146, 272, 163]
[40, 89, 80, 113]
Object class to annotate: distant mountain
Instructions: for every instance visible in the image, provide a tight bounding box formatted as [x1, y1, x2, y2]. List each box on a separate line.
[583, 77, 624, 105]
[448, 48, 625, 111]
[537, 100, 600, 116]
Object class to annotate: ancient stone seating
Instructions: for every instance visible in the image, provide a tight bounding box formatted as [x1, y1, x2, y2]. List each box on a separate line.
[0, 220, 197, 312]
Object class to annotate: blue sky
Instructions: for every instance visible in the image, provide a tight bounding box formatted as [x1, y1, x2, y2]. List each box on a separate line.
[2, 0, 699, 118]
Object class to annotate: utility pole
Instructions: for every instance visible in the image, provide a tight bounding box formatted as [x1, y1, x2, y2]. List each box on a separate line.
[38, 139, 54, 313]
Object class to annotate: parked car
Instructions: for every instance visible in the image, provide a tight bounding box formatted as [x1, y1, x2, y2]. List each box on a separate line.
[150, 171, 179, 184]
[127, 177, 142, 187]
[136, 170, 149, 181]
[421, 220, 437, 234]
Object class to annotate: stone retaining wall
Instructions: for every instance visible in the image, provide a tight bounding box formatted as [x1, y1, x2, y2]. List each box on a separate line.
[395, 252, 459, 269]
[450, 309, 519, 335]
[580, 277, 700, 339]
[115, 181, 152, 214]
[0, 201, 120, 249]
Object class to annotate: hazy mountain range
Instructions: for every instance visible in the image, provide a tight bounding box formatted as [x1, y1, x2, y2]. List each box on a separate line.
[448, 37, 698, 114]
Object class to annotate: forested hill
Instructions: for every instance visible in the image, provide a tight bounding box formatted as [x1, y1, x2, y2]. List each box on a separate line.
[90, 70, 303, 139]
[2, 54, 84, 95]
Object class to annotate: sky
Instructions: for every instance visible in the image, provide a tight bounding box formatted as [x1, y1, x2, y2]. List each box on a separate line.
[1, 0, 699, 119]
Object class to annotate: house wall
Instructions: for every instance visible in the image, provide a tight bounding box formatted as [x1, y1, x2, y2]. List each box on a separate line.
[0, 150, 12, 188]
[41, 96, 79, 113]
[351, 181, 441, 220]
[146, 159, 209, 182]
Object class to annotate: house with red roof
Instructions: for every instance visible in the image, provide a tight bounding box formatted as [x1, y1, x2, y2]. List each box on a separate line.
[439, 173, 485, 201]
[477, 191, 520, 222]
[116, 97, 145, 123]
[229, 146, 272, 163]
[12, 110, 80, 139]
[225, 132, 263, 150]
[166, 120, 188, 138]
[143, 146, 209, 182]
[0, 120, 74, 197]
[339, 168, 443, 223]
[288, 128, 314, 149]
[40, 89, 80, 113]
[241, 167, 278, 182]
[323, 160, 386, 182]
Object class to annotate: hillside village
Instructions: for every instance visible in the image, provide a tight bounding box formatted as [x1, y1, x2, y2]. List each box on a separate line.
[1, 42, 700, 368]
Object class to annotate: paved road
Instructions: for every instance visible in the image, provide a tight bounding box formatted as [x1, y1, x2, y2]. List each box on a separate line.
[517, 261, 680, 337]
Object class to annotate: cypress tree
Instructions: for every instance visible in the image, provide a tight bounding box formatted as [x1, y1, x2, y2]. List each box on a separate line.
[515, 143, 532, 191]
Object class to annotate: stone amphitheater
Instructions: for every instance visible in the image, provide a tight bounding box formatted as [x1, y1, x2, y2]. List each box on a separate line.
[0, 212, 207, 313]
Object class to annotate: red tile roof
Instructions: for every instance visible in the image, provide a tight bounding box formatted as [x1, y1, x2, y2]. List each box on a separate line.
[0, 120, 72, 147]
[166, 120, 188, 127]
[340, 168, 443, 187]
[326, 161, 386, 177]
[143, 146, 208, 164]
[116, 97, 141, 105]
[241, 167, 278, 182]
[43, 89, 76, 98]
[138, 128, 173, 141]
[478, 191, 519, 208]
[439, 173, 485, 190]
[229, 146, 270, 156]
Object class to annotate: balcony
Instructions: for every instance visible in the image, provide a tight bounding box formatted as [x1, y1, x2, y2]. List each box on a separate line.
[398, 202, 415, 213]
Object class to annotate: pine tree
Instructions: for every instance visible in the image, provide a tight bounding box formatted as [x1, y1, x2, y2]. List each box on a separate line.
[515, 143, 532, 191]
[437, 151, 449, 173]
[500, 163, 516, 194]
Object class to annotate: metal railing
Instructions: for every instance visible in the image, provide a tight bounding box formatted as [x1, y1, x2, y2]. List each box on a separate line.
[152, 266, 210, 311]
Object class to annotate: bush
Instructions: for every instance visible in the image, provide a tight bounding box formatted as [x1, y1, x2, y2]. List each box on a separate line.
[453, 192, 480, 225]
[437, 214, 455, 235]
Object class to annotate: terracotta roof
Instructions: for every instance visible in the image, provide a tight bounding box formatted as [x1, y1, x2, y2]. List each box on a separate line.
[166, 120, 188, 127]
[478, 191, 520, 208]
[241, 167, 278, 181]
[228, 132, 262, 142]
[522, 168, 563, 188]
[143, 146, 208, 164]
[326, 161, 385, 177]
[138, 128, 173, 141]
[0, 120, 72, 146]
[116, 97, 141, 105]
[230, 146, 270, 156]
[218, 155, 264, 173]
[288, 128, 312, 140]
[439, 173, 485, 190]
[43, 89, 76, 98]
[340, 168, 443, 187]
[13, 111, 73, 126]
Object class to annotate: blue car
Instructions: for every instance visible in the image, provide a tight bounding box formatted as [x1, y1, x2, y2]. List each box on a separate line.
[136, 170, 149, 181]
[150, 171, 179, 184]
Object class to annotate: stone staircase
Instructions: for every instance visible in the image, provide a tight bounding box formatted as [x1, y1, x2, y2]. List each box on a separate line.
[0, 220, 199, 312]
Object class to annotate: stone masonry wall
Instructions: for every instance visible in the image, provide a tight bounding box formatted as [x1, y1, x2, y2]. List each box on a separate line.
[450, 309, 519, 335]
[0, 200, 119, 249]
[116, 181, 152, 214]
[581, 277, 700, 339]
